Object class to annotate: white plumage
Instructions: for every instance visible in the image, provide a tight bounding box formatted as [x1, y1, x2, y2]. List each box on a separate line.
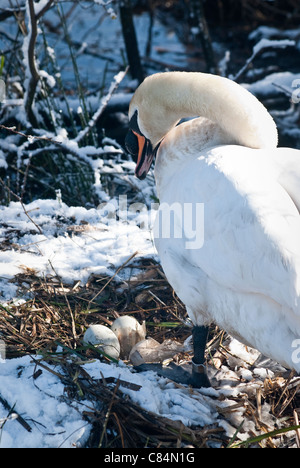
[127, 71, 300, 374]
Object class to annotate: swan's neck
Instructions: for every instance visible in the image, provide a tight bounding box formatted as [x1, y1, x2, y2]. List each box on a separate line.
[130, 72, 278, 150]
[154, 117, 233, 196]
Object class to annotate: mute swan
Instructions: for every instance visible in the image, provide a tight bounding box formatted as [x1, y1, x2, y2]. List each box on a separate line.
[125, 71, 300, 387]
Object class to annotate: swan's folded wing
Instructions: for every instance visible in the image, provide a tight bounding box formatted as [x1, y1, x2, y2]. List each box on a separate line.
[273, 147, 300, 213]
[160, 145, 300, 317]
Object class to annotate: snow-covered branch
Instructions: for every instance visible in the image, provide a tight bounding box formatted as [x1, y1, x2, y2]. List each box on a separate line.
[23, 0, 55, 125]
[232, 38, 296, 81]
[75, 68, 128, 144]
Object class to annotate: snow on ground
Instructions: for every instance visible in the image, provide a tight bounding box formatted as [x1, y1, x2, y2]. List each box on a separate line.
[0, 196, 157, 301]
[0, 354, 219, 448]
[0, 338, 280, 448]
[0, 355, 90, 448]
[0, 196, 157, 447]
[0, 195, 291, 448]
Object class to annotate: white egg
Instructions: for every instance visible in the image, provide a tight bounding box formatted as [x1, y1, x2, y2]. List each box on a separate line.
[83, 324, 120, 360]
[111, 315, 146, 359]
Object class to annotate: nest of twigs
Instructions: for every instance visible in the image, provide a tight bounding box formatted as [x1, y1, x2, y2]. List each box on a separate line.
[0, 260, 300, 448]
[0, 260, 190, 357]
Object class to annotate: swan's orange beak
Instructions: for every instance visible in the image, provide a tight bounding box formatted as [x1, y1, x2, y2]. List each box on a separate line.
[125, 128, 155, 180]
[132, 130, 155, 180]
[125, 110, 159, 180]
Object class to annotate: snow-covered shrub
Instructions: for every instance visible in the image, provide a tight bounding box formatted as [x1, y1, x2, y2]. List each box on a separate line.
[0, 0, 127, 207]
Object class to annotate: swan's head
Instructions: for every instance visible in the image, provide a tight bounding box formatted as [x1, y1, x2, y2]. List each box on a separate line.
[125, 109, 161, 180]
[125, 73, 182, 179]
[125, 71, 278, 180]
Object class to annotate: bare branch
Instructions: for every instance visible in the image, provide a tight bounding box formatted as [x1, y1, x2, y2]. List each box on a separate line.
[36, 0, 55, 20]
[75, 67, 129, 144]
[24, 0, 55, 125]
[24, 0, 40, 126]
[0, 124, 62, 144]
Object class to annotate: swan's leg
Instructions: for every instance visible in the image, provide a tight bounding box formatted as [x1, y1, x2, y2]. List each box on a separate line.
[191, 325, 211, 387]
[134, 326, 211, 387]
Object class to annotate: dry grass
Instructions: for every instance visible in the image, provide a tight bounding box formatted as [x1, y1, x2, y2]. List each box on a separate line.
[0, 260, 189, 357]
[0, 260, 300, 448]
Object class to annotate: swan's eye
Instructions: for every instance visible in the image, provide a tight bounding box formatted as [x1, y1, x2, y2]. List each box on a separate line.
[125, 130, 139, 161]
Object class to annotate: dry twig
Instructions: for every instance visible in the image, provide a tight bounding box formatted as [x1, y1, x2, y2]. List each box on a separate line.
[0, 124, 62, 145]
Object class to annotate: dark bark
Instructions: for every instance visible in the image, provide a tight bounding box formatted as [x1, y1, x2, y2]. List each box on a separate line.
[189, 0, 219, 74]
[24, 0, 55, 126]
[119, 0, 144, 83]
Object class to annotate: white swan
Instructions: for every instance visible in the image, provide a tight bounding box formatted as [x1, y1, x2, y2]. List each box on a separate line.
[125, 71, 300, 386]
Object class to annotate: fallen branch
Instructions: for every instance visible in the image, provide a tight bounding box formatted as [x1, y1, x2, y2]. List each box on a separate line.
[0, 394, 32, 433]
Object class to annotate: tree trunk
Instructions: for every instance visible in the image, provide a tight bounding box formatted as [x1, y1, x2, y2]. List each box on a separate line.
[119, 0, 144, 83]
[189, 0, 219, 74]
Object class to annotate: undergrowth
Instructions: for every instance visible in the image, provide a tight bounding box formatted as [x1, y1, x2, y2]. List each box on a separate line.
[0, 0, 127, 207]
